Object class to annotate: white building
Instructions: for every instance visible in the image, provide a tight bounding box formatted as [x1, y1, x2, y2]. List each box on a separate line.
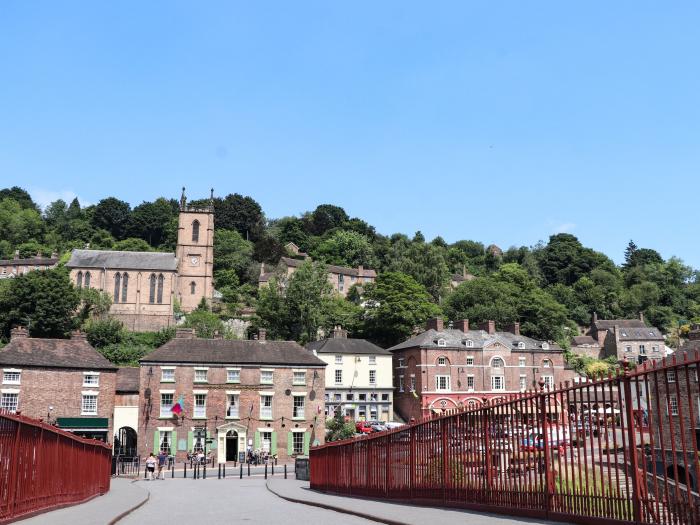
[307, 327, 394, 422]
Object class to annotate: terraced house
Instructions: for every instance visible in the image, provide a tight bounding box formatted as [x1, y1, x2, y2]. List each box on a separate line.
[390, 318, 575, 421]
[138, 329, 326, 463]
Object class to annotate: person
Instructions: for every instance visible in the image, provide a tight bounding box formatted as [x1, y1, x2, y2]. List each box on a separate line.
[157, 450, 168, 480]
[145, 453, 157, 481]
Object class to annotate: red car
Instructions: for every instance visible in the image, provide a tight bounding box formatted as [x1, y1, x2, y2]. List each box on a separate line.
[355, 421, 374, 434]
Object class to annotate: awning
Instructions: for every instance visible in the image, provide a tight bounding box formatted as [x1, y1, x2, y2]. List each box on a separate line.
[56, 417, 109, 431]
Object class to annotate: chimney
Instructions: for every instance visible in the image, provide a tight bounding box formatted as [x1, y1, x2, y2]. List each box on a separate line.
[258, 329, 266, 342]
[13, 250, 19, 260]
[358, 265, 364, 276]
[504, 322, 520, 336]
[175, 328, 195, 339]
[426, 318, 444, 332]
[639, 312, 645, 323]
[479, 320, 496, 335]
[332, 326, 347, 339]
[453, 319, 469, 332]
[70, 330, 87, 341]
[10, 326, 28, 340]
[592, 311, 598, 324]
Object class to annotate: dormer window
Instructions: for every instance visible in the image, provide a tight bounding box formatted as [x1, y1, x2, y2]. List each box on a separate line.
[465, 339, 474, 348]
[621, 331, 628, 337]
[517, 342, 525, 349]
[437, 338, 446, 347]
[541, 342, 550, 350]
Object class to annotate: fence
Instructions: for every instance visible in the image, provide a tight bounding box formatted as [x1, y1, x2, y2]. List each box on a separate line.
[0, 410, 112, 523]
[311, 350, 700, 525]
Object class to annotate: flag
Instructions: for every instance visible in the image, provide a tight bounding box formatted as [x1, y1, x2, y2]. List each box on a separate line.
[412, 390, 418, 399]
[171, 395, 184, 416]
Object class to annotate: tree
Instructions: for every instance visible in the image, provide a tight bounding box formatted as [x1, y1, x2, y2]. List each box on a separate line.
[0, 268, 79, 339]
[362, 272, 441, 347]
[127, 198, 177, 246]
[626, 248, 664, 269]
[623, 240, 638, 268]
[0, 187, 39, 211]
[113, 238, 153, 252]
[183, 309, 224, 338]
[0, 198, 43, 246]
[76, 288, 113, 323]
[312, 230, 378, 268]
[92, 197, 132, 239]
[84, 318, 125, 348]
[213, 193, 265, 241]
[214, 229, 254, 283]
[386, 241, 450, 301]
[306, 204, 348, 235]
[537, 234, 614, 286]
[325, 409, 356, 441]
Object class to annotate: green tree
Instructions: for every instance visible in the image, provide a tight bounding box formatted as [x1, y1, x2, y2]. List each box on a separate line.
[113, 238, 153, 252]
[213, 193, 265, 241]
[386, 241, 450, 301]
[313, 230, 378, 268]
[183, 309, 224, 338]
[0, 198, 43, 246]
[92, 197, 132, 239]
[84, 318, 125, 348]
[214, 229, 254, 283]
[127, 198, 177, 246]
[325, 409, 356, 441]
[306, 204, 348, 235]
[537, 234, 614, 286]
[0, 187, 39, 211]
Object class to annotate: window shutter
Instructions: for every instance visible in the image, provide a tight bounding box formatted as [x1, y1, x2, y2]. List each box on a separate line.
[303, 432, 311, 456]
[187, 431, 194, 452]
[254, 431, 261, 450]
[287, 432, 293, 456]
[271, 431, 277, 456]
[153, 430, 160, 454]
[171, 431, 177, 455]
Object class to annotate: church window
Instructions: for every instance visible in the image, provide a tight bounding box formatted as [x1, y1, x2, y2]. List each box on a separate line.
[157, 274, 164, 304]
[190, 281, 196, 295]
[84, 271, 91, 288]
[114, 273, 121, 303]
[121, 273, 129, 302]
[149, 274, 156, 304]
[192, 220, 200, 243]
[76, 271, 83, 289]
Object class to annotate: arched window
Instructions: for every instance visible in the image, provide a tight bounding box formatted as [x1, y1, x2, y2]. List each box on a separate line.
[190, 281, 196, 295]
[121, 273, 129, 302]
[465, 339, 474, 347]
[76, 271, 83, 289]
[157, 274, 164, 304]
[114, 273, 121, 303]
[542, 359, 552, 368]
[149, 274, 156, 304]
[518, 342, 525, 349]
[437, 338, 446, 347]
[541, 342, 550, 350]
[437, 356, 448, 366]
[467, 399, 478, 410]
[84, 271, 91, 288]
[491, 357, 505, 369]
[192, 220, 200, 243]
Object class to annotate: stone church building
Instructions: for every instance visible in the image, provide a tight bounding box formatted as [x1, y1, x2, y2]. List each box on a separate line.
[66, 190, 214, 331]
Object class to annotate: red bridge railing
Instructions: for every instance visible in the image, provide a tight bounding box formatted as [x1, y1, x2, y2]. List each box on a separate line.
[0, 410, 112, 523]
[311, 350, 700, 525]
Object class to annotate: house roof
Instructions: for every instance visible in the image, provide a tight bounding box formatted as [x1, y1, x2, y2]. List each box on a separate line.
[66, 249, 178, 271]
[571, 335, 599, 347]
[141, 338, 327, 367]
[593, 319, 664, 341]
[0, 338, 117, 370]
[306, 338, 391, 355]
[0, 257, 59, 266]
[388, 328, 561, 353]
[279, 257, 377, 278]
[116, 367, 140, 392]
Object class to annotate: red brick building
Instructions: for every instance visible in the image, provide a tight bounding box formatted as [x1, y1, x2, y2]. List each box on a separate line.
[138, 329, 326, 463]
[390, 318, 576, 421]
[0, 327, 117, 441]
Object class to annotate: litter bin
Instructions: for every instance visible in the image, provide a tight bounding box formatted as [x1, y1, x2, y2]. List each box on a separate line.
[295, 456, 310, 481]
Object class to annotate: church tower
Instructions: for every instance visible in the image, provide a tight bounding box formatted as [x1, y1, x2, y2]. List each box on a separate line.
[175, 188, 215, 312]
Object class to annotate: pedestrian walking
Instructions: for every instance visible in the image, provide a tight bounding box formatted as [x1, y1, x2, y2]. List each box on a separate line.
[157, 450, 168, 480]
[145, 453, 157, 481]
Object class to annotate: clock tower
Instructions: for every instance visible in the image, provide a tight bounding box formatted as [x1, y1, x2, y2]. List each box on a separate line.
[175, 188, 215, 312]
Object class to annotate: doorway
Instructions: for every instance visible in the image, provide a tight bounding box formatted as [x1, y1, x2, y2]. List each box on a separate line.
[226, 430, 238, 462]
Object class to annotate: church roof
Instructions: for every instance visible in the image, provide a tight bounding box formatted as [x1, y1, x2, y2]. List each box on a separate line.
[67, 249, 178, 271]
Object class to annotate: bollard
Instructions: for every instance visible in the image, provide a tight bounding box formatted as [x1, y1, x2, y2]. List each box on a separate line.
[271, 462, 274, 476]
[264, 464, 268, 479]
[284, 464, 287, 479]
[218, 464, 221, 479]
[247, 463, 250, 477]
[172, 463, 175, 478]
[223, 464, 226, 478]
[184, 462, 187, 478]
[203, 464, 207, 479]
[240, 463, 243, 479]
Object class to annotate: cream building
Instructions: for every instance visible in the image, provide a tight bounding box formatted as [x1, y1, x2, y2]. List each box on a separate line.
[66, 189, 214, 331]
[307, 327, 394, 422]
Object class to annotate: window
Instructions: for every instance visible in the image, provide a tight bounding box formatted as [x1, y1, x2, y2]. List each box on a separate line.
[260, 370, 273, 384]
[293, 395, 305, 419]
[293, 371, 306, 385]
[541, 342, 550, 350]
[81, 394, 98, 415]
[465, 339, 474, 348]
[261, 432, 272, 453]
[334, 393, 342, 402]
[84, 271, 91, 288]
[157, 274, 164, 304]
[397, 358, 405, 367]
[260, 395, 273, 419]
[159, 431, 172, 454]
[669, 397, 678, 416]
[652, 346, 659, 353]
[436, 375, 451, 391]
[370, 392, 378, 401]
[335, 355, 343, 364]
[467, 399, 477, 410]
[194, 369, 208, 383]
[542, 359, 552, 368]
[77, 271, 83, 288]
[149, 274, 157, 304]
[227, 394, 239, 418]
[437, 356, 447, 366]
[466, 356, 474, 366]
[625, 346, 632, 353]
[466, 375, 474, 390]
[114, 273, 121, 302]
[160, 393, 174, 417]
[83, 373, 99, 387]
[161, 368, 175, 382]
[2, 370, 20, 385]
[334, 370, 342, 385]
[346, 393, 354, 401]
[639, 345, 646, 355]
[338, 274, 344, 292]
[292, 432, 304, 454]
[398, 376, 404, 392]
[358, 393, 366, 401]
[410, 375, 416, 392]
[121, 273, 129, 302]
[519, 357, 526, 367]
[437, 339, 446, 347]
[543, 376, 554, 390]
[368, 356, 376, 365]
[667, 370, 676, 383]
[194, 394, 207, 418]
[519, 375, 527, 391]
[381, 393, 389, 401]
[227, 369, 240, 383]
[192, 220, 200, 242]
[1, 393, 18, 413]
[369, 370, 376, 385]
[518, 342, 525, 349]
[491, 376, 505, 391]
[190, 281, 196, 295]
[491, 357, 504, 369]
[192, 428, 206, 453]
[370, 406, 378, 420]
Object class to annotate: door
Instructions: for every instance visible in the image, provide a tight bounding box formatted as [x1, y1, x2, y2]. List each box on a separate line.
[226, 430, 238, 462]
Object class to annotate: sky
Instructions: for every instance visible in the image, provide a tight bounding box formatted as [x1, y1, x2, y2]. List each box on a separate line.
[1, 2, 699, 268]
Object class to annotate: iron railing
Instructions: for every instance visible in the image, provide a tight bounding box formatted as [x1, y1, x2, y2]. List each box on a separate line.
[311, 350, 700, 525]
[0, 410, 112, 523]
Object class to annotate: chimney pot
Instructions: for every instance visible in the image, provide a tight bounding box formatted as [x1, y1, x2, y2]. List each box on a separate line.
[425, 318, 444, 332]
[505, 322, 520, 336]
[10, 326, 28, 340]
[332, 326, 347, 339]
[479, 320, 496, 335]
[258, 329, 267, 342]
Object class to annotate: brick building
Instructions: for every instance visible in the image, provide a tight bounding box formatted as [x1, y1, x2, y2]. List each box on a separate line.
[587, 312, 664, 363]
[569, 335, 603, 359]
[138, 329, 326, 463]
[0, 251, 58, 279]
[390, 318, 575, 422]
[0, 327, 117, 441]
[114, 368, 140, 456]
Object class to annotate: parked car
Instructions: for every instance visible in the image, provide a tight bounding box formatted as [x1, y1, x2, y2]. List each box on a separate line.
[371, 423, 388, 433]
[522, 425, 570, 452]
[385, 422, 404, 430]
[355, 421, 374, 434]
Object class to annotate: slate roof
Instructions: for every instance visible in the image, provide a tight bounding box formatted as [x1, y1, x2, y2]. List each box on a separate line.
[616, 327, 664, 340]
[0, 257, 58, 266]
[572, 335, 599, 346]
[306, 338, 391, 355]
[141, 338, 327, 367]
[0, 338, 117, 370]
[66, 249, 178, 271]
[116, 367, 140, 392]
[280, 257, 377, 278]
[388, 328, 561, 353]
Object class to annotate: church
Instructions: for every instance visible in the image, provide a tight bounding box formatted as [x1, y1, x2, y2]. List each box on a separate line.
[66, 189, 214, 331]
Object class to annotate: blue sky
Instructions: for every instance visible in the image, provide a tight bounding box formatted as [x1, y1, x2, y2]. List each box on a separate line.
[1, 2, 699, 268]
